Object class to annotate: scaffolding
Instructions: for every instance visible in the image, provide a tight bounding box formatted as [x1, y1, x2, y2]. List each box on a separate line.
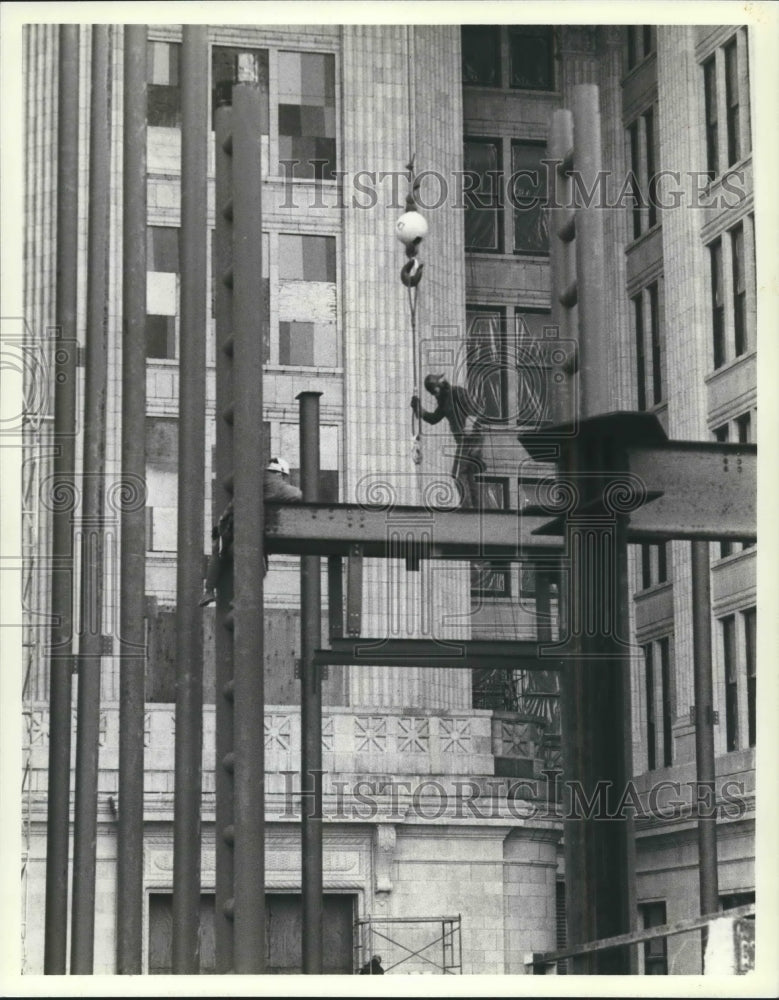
[355, 915, 462, 975]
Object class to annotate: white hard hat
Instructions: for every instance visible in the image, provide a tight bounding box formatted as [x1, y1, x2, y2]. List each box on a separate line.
[267, 457, 290, 476]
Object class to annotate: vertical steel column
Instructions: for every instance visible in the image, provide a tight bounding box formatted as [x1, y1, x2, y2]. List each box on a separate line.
[70, 24, 111, 974]
[691, 541, 719, 930]
[559, 85, 634, 974]
[44, 23, 80, 975]
[231, 77, 267, 974]
[172, 25, 208, 975]
[299, 391, 323, 974]
[213, 100, 236, 973]
[572, 84, 608, 418]
[117, 24, 147, 975]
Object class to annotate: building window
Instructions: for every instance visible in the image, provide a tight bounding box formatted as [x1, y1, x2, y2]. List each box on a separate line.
[146, 226, 180, 360]
[466, 307, 507, 421]
[639, 901, 668, 974]
[731, 222, 747, 357]
[509, 26, 555, 90]
[277, 234, 337, 367]
[638, 542, 669, 590]
[744, 607, 756, 748]
[471, 478, 511, 598]
[725, 37, 741, 167]
[720, 890, 755, 913]
[703, 55, 718, 179]
[722, 614, 739, 751]
[701, 29, 751, 178]
[211, 46, 269, 126]
[627, 25, 656, 70]
[514, 309, 555, 428]
[145, 417, 178, 553]
[464, 138, 502, 252]
[710, 238, 725, 369]
[720, 607, 756, 753]
[643, 636, 673, 770]
[626, 104, 660, 239]
[510, 142, 549, 254]
[147, 41, 181, 128]
[461, 26, 501, 86]
[632, 280, 665, 409]
[278, 51, 336, 181]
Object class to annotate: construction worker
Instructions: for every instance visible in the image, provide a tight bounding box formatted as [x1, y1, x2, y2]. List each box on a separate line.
[199, 456, 302, 606]
[411, 373, 485, 507]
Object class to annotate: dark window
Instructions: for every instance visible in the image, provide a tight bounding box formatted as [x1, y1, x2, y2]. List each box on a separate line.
[659, 636, 673, 767]
[731, 223, 747, 356]
[645, 106, 658, 229]
[466, 307, 507, 422]
[278, 51, 336, 180]
[511, 142, 549, 255]
[649, 282, 664, 405]
[509, 26, 554, 90]
[464, 139, 502, 252]
[710, 239, 725, 369]
[146, 315, 176, 360]
[641, 543, 652, 590]
[725, 38, 741, 166]
[633, 294, 646, 410]
[736, 411, 752, 444]
[703, 56, 719, 178]
[147, 41, 181, 128]
[720, 890, 755, 912]
[628, 120, 642, 240]
[147, 226, 180, 272]
[644, 643, 656, 771]
[722, 614, 738, 751]
[461, 26, 501, 86]
[743, 607, 756, 747]
[640, 901, 668, 974]
[211, 46, 269, 127]
[514, 309, 556, 428]
[627, 25, 656, 70]
[657, 541, 668, 583]
[471, 478, 511, 598]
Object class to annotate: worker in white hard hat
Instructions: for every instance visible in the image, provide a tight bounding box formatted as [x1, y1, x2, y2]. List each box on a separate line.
[199, 456, 302, 606]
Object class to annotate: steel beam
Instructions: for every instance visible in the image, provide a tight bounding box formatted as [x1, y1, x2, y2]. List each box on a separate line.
[213, 100, 235, 975]
[313, 638, 565, 671]
[299, 392, 323, 974]
[172, 25, 208, 975]
[264, 503, 562, 558]
[70, 24, 111, 974]
[116, 24, 147, 975]
[691, 539, 719, 967]
[625, 442, 756, 541]
[45, 23, 79, 976]
[230, 75, 267, 975]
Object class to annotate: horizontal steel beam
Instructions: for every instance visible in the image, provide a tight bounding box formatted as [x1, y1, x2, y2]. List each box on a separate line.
[624, 442, 756, 541]
[264, 503, 562, 558]
[312, 638, 565, 671]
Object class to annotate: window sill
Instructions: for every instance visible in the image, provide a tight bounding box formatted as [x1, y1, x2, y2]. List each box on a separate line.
[625, 221, 662, 255]
[704, 349, 755, 384]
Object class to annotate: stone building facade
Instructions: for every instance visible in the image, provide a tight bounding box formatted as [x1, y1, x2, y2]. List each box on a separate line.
[20, 21, 757, 975]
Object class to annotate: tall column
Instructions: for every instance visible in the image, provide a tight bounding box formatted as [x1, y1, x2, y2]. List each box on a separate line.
[341, 25, 470, 711]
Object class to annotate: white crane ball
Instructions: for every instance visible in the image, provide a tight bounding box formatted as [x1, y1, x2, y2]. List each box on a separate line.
[396, 211, 428, 244]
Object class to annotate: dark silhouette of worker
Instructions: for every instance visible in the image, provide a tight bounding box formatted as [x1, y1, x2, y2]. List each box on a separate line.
[411, 373, 485, 507]
[359, 954, 385, 975]
[199, 456, 302, 606]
